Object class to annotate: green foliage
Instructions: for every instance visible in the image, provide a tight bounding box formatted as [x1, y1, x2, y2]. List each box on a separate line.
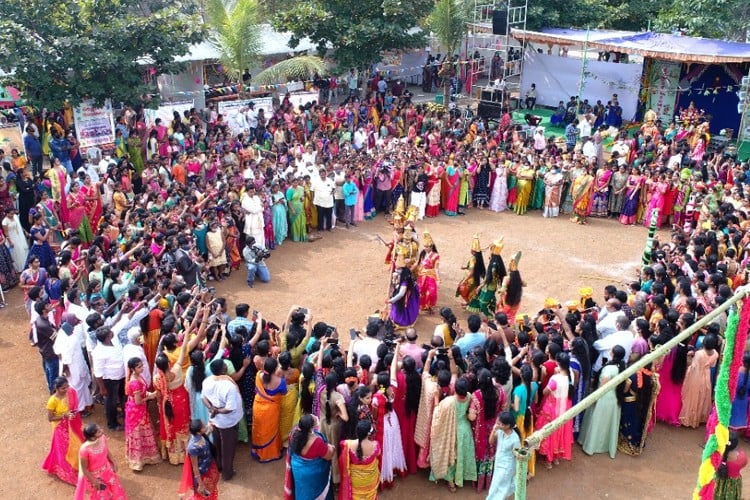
[655, 0, 750, 41]
[272, 0, 431, 71]
[205, 0, 263, 82]
[0, 0, 205, 109]
[426, 0, 470, 58]
[253, 56, 327, 85]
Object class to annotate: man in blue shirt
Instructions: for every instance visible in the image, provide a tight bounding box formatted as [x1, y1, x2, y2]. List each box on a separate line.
[24, 127, 44, 179]
[49, 130, 73, 174]
[342, 172, 359, 228]
[227, 303, 255, 338]
[565, 119, 579, 153]
[455, 314, 486, 357]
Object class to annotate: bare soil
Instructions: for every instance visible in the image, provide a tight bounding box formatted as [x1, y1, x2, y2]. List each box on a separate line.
[3, 208, 744, 499]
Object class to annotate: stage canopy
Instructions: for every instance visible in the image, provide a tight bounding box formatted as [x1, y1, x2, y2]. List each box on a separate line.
[512, 28, 750, 64]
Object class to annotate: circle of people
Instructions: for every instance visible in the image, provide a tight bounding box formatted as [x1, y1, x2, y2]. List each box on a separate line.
[0, 82, 746, 499]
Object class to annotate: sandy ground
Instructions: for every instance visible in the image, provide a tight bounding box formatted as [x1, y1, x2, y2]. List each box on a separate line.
[3, 208, 746, 499]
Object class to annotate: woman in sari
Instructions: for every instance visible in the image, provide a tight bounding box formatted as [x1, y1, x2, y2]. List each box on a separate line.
[456, 235, 485, 307]
[66, 182, 93, 244]
[36, 190, 64, 248]
[279, 351, 301, 449]
[513, 365, 538, 478]
[417, 231, 439, 313]
[271, 183, 288, 246]
[48, 158, 69, 227]
[442, 164, 460, 216]
[571, 166, 594, 225]
[74, 424, 127, 500]
[590, 163, 613, 217]
[285, 414, 335, 500]
[42, 377, 84, 485]
[429, 377, 477, 492]
[643, 172, 668, 228]
[3, 207, 29, 273]
[619, 167, 643, 225]
[513, 162, 535, 215]
[542, 164, 564, 218]
[618, 364, 660, 456]
[569, 338, 591, 440]
[320, 372, 349, 485]
[472, 160, 490, 209]
[471, 369, 503, 492]
[303, 177, 318, 233]
[0, 224, 18, 290]
[178, 420, 221, 500]
[81, 175, 102, 236]
[339, 420, 381, 500]
[424, 163, 443, 218]
[252, 357, 288, 462]
[154, 334, 192, 465]
[124, 357, 161, 471]
[285, 178, 307, 242]
[535, 352, 574, 469]
[488, 159, 508, 212]
[608, 164, 628, 218]
[529, 162, 547, 210]
[467, 246, 506, 319]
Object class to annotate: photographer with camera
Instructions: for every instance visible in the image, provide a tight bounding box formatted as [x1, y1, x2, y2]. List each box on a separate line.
[242, 236, 271, 288]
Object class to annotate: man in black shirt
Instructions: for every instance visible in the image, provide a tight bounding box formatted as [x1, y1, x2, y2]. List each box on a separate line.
[34, 300, 58, 393]
[175, 235, 200, 287]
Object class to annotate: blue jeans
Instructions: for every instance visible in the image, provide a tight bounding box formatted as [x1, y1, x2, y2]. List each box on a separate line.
[42, 356, 59, 393]
[246, 261, 270, 286]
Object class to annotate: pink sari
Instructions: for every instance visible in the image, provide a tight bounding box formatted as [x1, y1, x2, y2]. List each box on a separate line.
[125, 377, 161, 470]
[74, 435, 128, 500]
[66, 191, 87, 230]
[42, 388, 84, 485]
[82, 183, 102, 232]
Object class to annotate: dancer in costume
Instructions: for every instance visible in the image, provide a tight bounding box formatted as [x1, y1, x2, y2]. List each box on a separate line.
[456, 235, 486, 306]
[467, 238, 507, 319]
[417, 231, 439, 313]
[388, 247, 420, 328]
[496, 251, 523, 319]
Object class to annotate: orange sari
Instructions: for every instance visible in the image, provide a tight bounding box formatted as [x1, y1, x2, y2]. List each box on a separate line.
[251, 372, 287, 462]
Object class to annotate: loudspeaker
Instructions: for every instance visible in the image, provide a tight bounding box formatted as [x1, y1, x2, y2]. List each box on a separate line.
[492, 9, 507, 35]
[477, 100, 503, 120]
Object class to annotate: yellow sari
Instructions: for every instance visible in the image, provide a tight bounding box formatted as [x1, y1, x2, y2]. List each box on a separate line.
[339, 440, 381, 499]
[279, 369, 300, 448]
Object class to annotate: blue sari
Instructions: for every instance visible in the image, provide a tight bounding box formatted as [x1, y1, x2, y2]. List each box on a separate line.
[284, 430, 333, 500]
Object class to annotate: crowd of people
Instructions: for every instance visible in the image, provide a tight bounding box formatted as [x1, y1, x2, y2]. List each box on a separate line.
[0, 75, 746, 499]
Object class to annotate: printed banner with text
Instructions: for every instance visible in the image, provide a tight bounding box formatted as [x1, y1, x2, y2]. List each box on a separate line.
[73, 99, 115, 150]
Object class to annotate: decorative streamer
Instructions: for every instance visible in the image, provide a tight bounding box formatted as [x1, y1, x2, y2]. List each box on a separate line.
[693, 297, 750, 499]
[641, 208, 658, 268]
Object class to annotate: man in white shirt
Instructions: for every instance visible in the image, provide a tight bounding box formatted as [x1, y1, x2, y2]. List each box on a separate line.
[202, 359, 244, 480]
[353, 127, 366, 151]
[312, 168, 335, 231]
[577, 115, 593, 140]
[610, 139, 630, 166]
[54, 314, 93, 412]
[92, 326, 126, 430]
[352, 322, 382, 367]
[581, 137, 597, 161]
[593, 315, 634, 371]
[123, 326, 152, 387]
[246, 103, 259, 136]
[596, 299, 627, 339]
[241, 184, 265, 248]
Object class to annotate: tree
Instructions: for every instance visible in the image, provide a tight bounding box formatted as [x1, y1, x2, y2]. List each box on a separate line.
[0, 0, 205, 109]
[272, 0, 432, 71]
[655, 0, 750, 41]
[206, 0, 325, 89]
[425, 0, 470, 59]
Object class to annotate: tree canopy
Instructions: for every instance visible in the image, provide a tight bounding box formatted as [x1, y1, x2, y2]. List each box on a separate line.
[272, 0, 432, 71]
[0, 0, 205, 109]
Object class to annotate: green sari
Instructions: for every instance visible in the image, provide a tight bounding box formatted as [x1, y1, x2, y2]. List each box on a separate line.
[286, 186, 307, 242]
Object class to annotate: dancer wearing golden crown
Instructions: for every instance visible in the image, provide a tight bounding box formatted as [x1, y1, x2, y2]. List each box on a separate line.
[388, 246, 421, 328]
[456, 234, 486, 307]
[417, 230, 440, 313]
[496, 251, 523, 319]
[467, 238, 507, 318]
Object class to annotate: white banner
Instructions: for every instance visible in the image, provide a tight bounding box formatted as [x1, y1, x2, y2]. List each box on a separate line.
[646, 60, 681, 125]
[521, 51, 643, 121]
[288, 91, 319, 110]
[73, 99, 115, 150]
[143, 101, 195, 129]
[219, 98, 274, 136]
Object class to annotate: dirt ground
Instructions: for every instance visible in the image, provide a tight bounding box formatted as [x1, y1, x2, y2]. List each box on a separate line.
[3, 208, 746, 499]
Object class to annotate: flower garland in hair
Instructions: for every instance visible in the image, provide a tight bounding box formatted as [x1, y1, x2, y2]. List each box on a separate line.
[693, 298, 750, 499]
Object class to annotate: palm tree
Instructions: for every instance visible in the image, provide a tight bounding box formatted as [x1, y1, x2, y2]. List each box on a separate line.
[205, 0, 325, 92]
[425, 0, 470, 102]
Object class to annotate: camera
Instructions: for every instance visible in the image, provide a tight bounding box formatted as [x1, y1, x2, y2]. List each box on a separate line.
[252, 245, 271, 263]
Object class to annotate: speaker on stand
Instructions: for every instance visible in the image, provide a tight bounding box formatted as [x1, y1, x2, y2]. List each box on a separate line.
[492, 9, 507, 35]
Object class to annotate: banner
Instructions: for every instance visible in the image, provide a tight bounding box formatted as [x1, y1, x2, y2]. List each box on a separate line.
[219, 98, 273, 136]
[0, 124, 25, 159]
[646, 59, 681, 125]
[521, 51, 642, 121]
[288, 91, 319, 110]
[143, 101, 195, 129]
[73, 99, 115, 150]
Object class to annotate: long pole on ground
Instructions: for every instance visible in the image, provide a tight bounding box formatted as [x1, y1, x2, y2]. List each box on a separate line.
[576, 26, 590, 113]
[513, 284, 750, 499]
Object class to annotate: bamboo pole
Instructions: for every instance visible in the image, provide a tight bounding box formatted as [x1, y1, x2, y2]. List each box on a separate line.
[514, 284, 750, 499]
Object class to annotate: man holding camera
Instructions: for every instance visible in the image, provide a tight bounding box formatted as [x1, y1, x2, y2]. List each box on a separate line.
[242, 236, 270, 288]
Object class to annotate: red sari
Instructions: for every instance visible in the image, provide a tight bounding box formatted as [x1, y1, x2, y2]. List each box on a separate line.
[393, 372, 418, 474]
[417, 252, 439, 311]
[42, 388, 85, 485]
[471, 388, 505, 487]
[425, 166, 443, 218]
[154, 369, 191, 465]
[441, 166, 461, 215]
[82, 183, 102, 233]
